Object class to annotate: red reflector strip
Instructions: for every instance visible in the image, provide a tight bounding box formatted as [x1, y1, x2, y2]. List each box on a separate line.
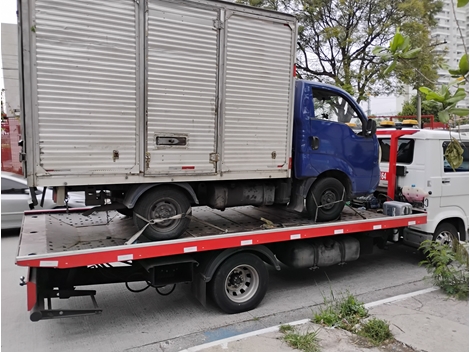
[293, 64, 296, 77]
[182, 166, 195, 170]
[27, 281, 37, 311]
[289, 157, 292, 169]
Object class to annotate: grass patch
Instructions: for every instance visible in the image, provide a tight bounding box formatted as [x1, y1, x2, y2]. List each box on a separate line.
[279, 324, 295, 333]
[420, 239, 469, 300]
[357, 318, 393, 345]
[279, 325, 320, 352]
[313, 291, 368, 331]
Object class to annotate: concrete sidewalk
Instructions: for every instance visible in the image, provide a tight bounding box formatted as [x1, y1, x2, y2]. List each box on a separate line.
[182, 288, 469, 352]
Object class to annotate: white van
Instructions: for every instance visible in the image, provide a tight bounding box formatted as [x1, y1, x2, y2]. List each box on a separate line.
[377, 129, 469, 247]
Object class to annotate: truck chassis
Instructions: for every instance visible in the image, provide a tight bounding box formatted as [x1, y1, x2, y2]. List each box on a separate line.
[17, 205, 426, 321]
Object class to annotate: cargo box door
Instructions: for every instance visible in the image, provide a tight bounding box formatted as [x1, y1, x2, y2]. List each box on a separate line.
[31, 0, 140, 175]
[221, 13, 294, 175]
[145, 1, 219, 175]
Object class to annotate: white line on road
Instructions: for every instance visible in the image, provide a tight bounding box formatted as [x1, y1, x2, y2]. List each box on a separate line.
[364, 286, 439, 308]
[180, 287, 440, 352]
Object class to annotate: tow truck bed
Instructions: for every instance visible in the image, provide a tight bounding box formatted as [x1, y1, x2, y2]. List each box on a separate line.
[17, 205, 426, 269]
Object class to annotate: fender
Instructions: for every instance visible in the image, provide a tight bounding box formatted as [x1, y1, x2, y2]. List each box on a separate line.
[122, 183, 199, 208]
[197, 245, 280, 283]
[413, 206, 468, 238]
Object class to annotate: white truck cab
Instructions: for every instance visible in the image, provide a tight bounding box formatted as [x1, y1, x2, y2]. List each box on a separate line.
[377, 128, 469, 247]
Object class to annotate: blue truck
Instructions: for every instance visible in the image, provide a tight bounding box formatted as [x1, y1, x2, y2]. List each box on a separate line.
[18, 0, 379, 241]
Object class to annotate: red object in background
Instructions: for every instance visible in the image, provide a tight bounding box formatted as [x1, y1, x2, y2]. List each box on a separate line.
[369, 115, 449, 130]
[1, 118, 23, 175]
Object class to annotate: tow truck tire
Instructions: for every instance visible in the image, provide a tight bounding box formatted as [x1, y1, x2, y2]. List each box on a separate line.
[133, 186, 191, 241]
[433, 222, 459, 246]
[210, 253, 268, 314]
[306, 177, 345, 221]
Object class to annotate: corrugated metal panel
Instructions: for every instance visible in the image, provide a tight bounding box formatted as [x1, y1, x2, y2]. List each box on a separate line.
[34, 0, 138, 173]
[146, 1, 218, 175]
[222, 14, 293, 173]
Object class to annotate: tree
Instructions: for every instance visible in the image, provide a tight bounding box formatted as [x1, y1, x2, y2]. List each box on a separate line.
[296, 0, 443, 102]
[399, 95, 441, 118]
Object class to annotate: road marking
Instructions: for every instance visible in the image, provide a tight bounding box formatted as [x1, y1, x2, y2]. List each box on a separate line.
[180, 287, 440, 352]
[364, 287, 439, 308]
[180, 319, 310, 352]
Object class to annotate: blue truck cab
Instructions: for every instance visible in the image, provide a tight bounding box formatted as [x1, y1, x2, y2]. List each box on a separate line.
[289, 80, 380, 220]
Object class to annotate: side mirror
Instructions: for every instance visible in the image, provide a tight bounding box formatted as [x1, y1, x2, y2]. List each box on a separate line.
[366, 119, 377, 136]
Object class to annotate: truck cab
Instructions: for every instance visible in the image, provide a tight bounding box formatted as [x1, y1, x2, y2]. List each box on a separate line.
[292, 80, 380, 205]
[377, 128, 469, 246]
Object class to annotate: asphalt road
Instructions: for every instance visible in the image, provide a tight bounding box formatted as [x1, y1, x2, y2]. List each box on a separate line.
[2, 231, 431, 352]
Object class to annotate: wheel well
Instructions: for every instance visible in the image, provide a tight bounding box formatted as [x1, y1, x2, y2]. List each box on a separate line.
[197, 246, 280, 283]
[123, 183, 198, 209]
[315, 170, 352, 199]
[438, 218, 467, 242]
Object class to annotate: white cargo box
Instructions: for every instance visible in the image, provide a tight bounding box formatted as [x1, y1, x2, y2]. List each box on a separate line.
[19, 0, 296, 187]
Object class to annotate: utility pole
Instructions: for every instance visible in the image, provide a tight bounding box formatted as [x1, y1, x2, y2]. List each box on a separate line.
[416, 90, 421, 127]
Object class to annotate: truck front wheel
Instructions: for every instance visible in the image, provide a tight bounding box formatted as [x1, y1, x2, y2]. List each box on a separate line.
[433, 222, 459, 246]
[306, 177, 345, 221]
[133, 186, 191, 241]
[210, 253, 268, 314]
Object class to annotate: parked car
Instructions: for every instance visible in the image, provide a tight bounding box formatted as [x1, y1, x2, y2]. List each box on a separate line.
[1, 172, 85, 229]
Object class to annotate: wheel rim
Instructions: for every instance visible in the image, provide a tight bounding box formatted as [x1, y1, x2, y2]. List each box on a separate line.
[320, 190, 338, 210]
[435, 230, 456, 246]
[224, 264, 259, 303]
[148, 198, 180, 230]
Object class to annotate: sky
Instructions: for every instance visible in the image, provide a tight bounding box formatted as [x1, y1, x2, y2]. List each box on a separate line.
[0, 0, 398, 115]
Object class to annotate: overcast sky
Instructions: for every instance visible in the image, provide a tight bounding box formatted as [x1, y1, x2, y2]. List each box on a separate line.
[0, 0, 398, 115]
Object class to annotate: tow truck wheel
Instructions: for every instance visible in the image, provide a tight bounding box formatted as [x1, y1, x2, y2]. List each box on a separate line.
[306, 177, 345, 221]
[433, 222, 459, 246]
[210, 253, 268, 314]
[133, 186, 191, 241]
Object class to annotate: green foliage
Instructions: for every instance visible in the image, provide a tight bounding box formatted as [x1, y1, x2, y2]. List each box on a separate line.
[377, 1, 469, 126]
[419, 240, 469, 300]
[357, 318, 393, 345]
[281, 328, 320, 352]
[296, 0, 442, 102]
[279, 324, 295, 333]
[313, 291, 368, 331]
[419, 85, 469, 123]
[399, 95, 442, 118]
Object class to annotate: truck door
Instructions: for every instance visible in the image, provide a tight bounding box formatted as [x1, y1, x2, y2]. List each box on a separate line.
[440, 140, 469, 214]
[145, 0, 219, 175]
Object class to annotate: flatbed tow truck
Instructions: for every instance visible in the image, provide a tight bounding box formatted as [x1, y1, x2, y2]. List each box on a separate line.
[17, 200, 426, 322]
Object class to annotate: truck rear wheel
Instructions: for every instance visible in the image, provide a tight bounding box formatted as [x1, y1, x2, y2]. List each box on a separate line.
[133, 186, 191, 241]
[306, 177, 345, 221]
[210, 253, 268, 314]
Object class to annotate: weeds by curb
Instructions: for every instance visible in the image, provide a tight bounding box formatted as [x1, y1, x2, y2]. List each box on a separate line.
[279, 325, 320, 352]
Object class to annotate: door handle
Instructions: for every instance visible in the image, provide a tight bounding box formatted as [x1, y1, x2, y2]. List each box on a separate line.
[310, 136, 320, 150]
[442, 179, 450, 184]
